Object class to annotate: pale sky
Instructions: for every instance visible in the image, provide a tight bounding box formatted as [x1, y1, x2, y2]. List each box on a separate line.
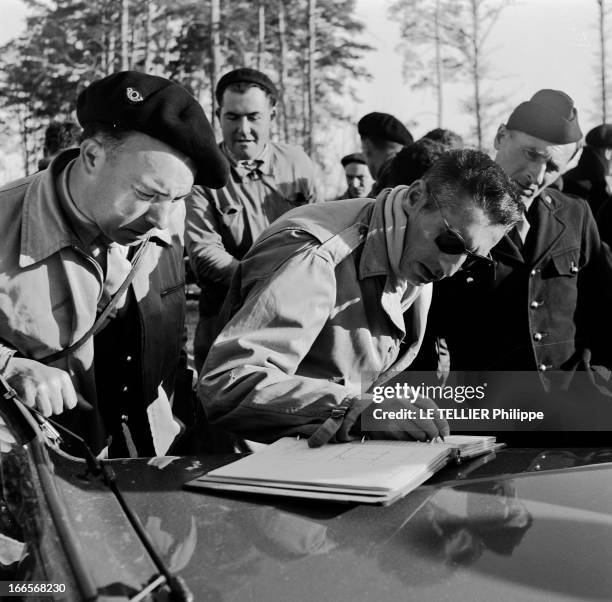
[0, 0, 607, 183]
[356, 0, 601, 144]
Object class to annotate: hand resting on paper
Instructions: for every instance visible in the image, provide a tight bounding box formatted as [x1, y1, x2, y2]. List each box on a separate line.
[359, 395, 451, 442]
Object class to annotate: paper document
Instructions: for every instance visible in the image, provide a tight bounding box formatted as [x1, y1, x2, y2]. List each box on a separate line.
[185, 435, 501, 505]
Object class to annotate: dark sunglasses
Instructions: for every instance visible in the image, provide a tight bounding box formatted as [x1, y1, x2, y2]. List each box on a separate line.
[431, 194, 496, 273]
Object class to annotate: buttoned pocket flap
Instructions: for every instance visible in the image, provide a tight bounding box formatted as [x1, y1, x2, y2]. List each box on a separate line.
[549, 249, 580, 276]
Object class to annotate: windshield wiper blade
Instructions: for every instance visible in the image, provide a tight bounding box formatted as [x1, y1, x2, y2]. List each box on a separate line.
[0, 375, 193, 602]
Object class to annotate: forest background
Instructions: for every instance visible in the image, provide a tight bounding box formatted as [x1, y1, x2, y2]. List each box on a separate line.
[0, 0, 610, 197]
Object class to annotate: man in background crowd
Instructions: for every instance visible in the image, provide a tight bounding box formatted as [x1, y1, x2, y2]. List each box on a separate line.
[199, 149, 521, 446]
[564, 123, 612, 216]
[358, 111, 413, 197]
[185, 67, 322, 372]
[422, 128, 464, 149]
[0, 71, 228, 457]
[38, 120, 82, 170]
[387, 138, 450, 188]
[336, 152, 371, 199]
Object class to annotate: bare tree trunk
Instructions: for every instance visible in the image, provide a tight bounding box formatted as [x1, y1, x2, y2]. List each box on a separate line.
[434, 0, 443, 128]
[129, 9, 136, 68]
[121, 0, 129, 70]
[18, 107, 29, 176]
[306, 0, 316, 155]
[257, 3, 265, 71]
[143, 0, 153, 72]
[301, 47, 308, 149]
[470, 0, 482, 149]
[211, 0, 222, 136]
[598, 0, 607, 122]
[278, 0, 289, 142]
[108, 29, 116, 75]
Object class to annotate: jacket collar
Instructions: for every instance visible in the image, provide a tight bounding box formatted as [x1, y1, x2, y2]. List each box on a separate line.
[358, 195, 394, 279]
[493, 190, 566, 267]
[20, 150, 170, 268]
[20, 149, 84, 267]
[526, 190, 566, 266]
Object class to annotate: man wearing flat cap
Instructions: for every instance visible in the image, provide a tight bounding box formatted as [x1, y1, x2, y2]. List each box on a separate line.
[336, 152, 371, 199]
[358, 111, 413, 197]
[564, 124, 612, 217]
[424, 89, 612, 432]
[185, 67, 322, 372]
[0, 71, 229, 457]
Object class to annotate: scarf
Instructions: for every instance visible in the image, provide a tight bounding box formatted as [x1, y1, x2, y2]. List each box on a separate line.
[378, 185, 423, 310]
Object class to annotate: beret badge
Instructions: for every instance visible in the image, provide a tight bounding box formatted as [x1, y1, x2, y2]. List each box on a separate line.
[126, 87, 144, 103]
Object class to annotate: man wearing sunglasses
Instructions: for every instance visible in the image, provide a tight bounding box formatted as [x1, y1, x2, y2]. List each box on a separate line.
[425, 90, 612, 431]
[198, 149, 521, 448]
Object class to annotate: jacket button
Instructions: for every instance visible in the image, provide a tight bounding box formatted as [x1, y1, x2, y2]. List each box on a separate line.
[538, 363, 551, 371]
[122, 385, 129, 393]
[125, 355, 132, 362]
[533, 332, 543, 341]
[530, 269, 538, 276]
[530, 300, 541, 309]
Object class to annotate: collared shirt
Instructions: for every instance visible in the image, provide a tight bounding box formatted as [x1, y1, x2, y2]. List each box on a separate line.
[221, 141, 266, 180]
[185, 141, 322, 314]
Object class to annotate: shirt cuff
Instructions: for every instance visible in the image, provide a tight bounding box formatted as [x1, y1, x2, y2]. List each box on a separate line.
[307, 395, 373, 448]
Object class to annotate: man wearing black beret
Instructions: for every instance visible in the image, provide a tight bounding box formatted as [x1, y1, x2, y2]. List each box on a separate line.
[0, 71, 229, 457]
[424, 89, 612, 434]
[185, 67, 322, 372]
[358, 111, 413, 197]
[564, 123, 612, 217]
[336, 152, 371, 199]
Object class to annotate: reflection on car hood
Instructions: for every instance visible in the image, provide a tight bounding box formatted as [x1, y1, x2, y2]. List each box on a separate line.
[4, 445, 612, 601]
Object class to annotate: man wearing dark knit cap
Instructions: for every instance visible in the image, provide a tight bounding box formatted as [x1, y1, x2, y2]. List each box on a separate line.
[336, 152, 371, 199]
[358, 112, 413, 197]
[423, 89, 612, 432]
[0, 71, 229, 457]
[185, 67, 322, 372]
[564, 124, 612, 217]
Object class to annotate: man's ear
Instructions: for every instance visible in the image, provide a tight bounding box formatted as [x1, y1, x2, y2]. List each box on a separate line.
[270, 104, 277, 121]
[493, 124, 508, 151]
[79, 138, 107, 176]
[563, 144, 583, 174]
[405, 179, 427, 212]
